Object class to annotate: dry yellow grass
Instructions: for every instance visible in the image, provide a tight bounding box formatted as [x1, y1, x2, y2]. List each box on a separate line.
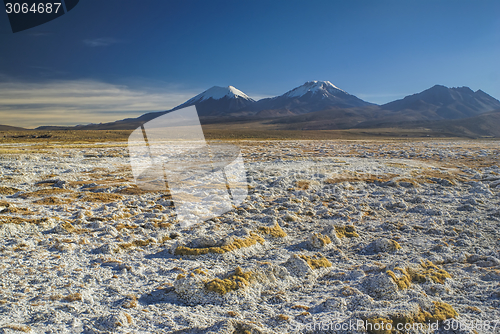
[325, 172, 398, 184]
[311, 233, 332, 246]
[0, 130, 132, 144]
[334, 225, 359, 238]
[115, 185, 158, 195]
[324, 168, 469, 188]
[80, 193, 123, 203]
[386, 267, 412, 290]
[12, 243, 29, 251]
[410, 169, 466, 184]
[63, 293, 82, 302]
[114, 223, 139, 231]
[0, 187, 20, 195]
[49, 294, 63, 301]
[298, 254, 332, 269]
[174, 233, 265, 256]
[0, 206, 33, 215]
[387, 261, 451, 290]
[193, 268, 208, 275]
[117, 239, 154, 251]
[123, 313, 133, 325]
[122, 295, 138, 309]
[205, 267, 253, 295]
[153, 222, 172, 229]
[4, 324, 31, 332]
[296, 180, 310, 190]
[414, 260, 452, 284]
[60, 222, 89, 234]
[277, 314, 289, 321]
[0, 216, 53, 226]
[366, 301, 458, 334]
[257, 222, 287, 237]
[33, 197, 72, 205]
[465, 306, 481, 313]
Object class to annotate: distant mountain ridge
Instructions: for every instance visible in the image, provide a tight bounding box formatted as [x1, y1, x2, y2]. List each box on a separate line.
[21, 81, 500, 137]
[166, 81, 374, 117]
[0, 124, 26, 131]
[382, 84, 500, 119]
[42, 80, 374, 129]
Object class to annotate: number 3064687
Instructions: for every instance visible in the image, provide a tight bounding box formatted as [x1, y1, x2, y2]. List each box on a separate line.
[5, 3, 62, 14]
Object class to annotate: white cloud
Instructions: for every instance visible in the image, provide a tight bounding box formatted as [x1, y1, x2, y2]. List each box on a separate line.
[83, 38, 120, 47]
[0, 80, 198, 128]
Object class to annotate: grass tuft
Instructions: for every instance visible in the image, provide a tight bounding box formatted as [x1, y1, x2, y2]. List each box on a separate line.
[63, 293, 82, 302]
[366, 301, 458, 333]
[418, 260, 452, 284]
[296, 180, 310, 190]
[174, 234, 265, 256]
[33, 197, 72, 205]
[117, 239, 154, 251]
[122, 295, 138, 308]
[257, 222, 287, 237]
[61, 221, 89, 234]
[334, 225, 359, 238]
[298, 254, 332, 269]
[0, 187, 20, 195]
[311, 232, 331, 246]
[386, 268, 412, 290]
[124, 312, 133, 324]
[80, 193, 123, 203]
[227, 311, 239, 317]
[4, 324, 31, 332]
[205, 267, 253, 295]
[387, 261, 451, 290]
[277, 314, 289, 321]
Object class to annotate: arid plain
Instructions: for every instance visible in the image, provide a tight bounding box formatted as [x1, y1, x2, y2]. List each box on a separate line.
[0, 133, 499, 333]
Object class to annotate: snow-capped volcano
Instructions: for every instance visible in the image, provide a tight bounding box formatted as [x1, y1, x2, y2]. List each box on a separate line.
[243, 80, 375, 116]
[172, 85, 255, 116]
[283, 80, 347, 98]
[184, 85, 253, 103]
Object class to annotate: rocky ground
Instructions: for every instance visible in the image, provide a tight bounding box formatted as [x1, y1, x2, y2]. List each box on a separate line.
[0, 140, 499, 334]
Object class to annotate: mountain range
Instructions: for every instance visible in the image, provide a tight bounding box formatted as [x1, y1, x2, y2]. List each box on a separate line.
[9, 81, 500, 137]
[244, 81, 375, 117]
[381, 85, 500, 119]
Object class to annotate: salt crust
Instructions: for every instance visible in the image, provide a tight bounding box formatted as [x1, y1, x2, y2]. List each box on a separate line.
[0, 140, 499, 332]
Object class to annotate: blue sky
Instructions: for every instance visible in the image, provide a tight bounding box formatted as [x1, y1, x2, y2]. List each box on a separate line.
[0, 0, 499, 127]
